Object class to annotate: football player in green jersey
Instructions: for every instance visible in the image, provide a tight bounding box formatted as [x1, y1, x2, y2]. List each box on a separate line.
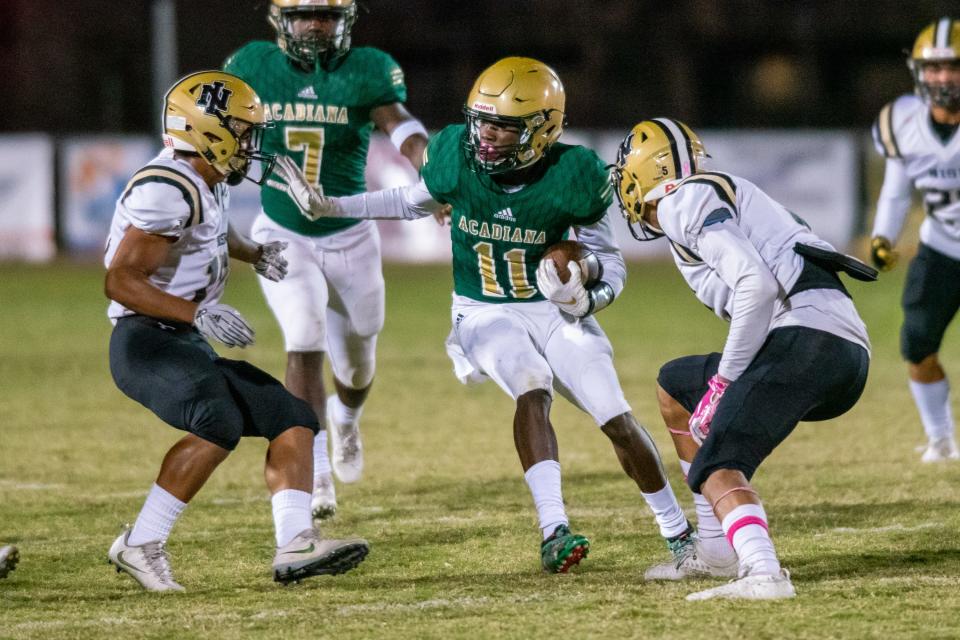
[272, 57, 694, 573]
[224, 0, 429, 520]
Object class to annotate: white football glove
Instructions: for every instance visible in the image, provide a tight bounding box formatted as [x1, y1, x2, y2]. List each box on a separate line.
[269, 155, 341, 221]
[536, 258, 590, 317]
[194, 303, 255, 348]
[253, 240, 288, 282]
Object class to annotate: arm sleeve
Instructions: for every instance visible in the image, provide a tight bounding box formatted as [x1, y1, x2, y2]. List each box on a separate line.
[121, 182, 192, 237]
[332, 179, 443, 220]
[575, 214, 626, 298]
[695, 222, 779, 382]
[871, 158, 913, 244]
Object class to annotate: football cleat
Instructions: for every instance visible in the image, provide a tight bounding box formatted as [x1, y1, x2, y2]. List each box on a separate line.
[644, 528, 739, 581]
[920, 436, 960, 463]
[108, 530, 184, 592]
[312, 472, 338, 520]
[686, 568, 796, 601]
[272, 528, 369, 585]
[0, 545, 19, 579]
[328, 396, 363, 483]
[540, 524, 590, 573]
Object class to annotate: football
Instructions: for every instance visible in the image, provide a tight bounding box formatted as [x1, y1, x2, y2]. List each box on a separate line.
[542, 240, 589, 284]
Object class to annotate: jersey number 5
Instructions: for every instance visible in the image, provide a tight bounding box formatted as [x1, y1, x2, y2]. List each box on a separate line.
[474, 242, 536, 299]
[285, 127, 326, 194]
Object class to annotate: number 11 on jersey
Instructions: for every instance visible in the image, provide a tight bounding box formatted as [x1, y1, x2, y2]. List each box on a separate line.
[474, 241, 536, 299]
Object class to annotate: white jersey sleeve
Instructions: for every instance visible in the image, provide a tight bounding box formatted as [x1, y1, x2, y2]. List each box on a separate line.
[574, 213, 626, 298]
[120, 180, 196, 237]
[332, 179, 442, 220]
[660, 180, 778, 380]
[871, 157, 913, 244]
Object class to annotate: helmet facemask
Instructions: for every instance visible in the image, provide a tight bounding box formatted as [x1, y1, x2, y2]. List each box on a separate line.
[910, 59, 960, 111]
[219, 116, 276, 186]
[270, 5, 357, 68]
[462, 108, 561, 175]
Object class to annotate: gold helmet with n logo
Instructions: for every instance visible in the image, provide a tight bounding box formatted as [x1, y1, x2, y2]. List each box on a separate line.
[462, 57, 566, 174]
[610, 118, 707, 240]
[163, 71, 275, 185]
[269, 0, 357, 68]
[908, 17, 960, 110]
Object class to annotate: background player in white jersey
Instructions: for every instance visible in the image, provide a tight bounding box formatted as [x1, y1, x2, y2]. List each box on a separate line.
[870, 17, 960, 463]
[612, 118, 873, 600]
[225, 0, 430, 519]
[103, 71, 367, 591]
[271, 58, 694, 574]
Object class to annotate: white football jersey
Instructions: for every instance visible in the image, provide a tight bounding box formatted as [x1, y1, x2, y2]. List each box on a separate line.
[657, 171, 869, 380]
[105, 150, 231, 322]
[872, 94, 960, 259]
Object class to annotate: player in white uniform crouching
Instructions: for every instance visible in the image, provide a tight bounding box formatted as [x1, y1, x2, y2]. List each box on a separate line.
[612, 118, 874, 600]
[103, 71, 368, 591]
[870, 17, 960, 462]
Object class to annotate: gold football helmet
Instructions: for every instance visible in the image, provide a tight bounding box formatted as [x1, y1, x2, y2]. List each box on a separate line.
[269, 0, 357, 68]
[610, 118, 707, 240]
[462, 57, 566, 174]
[908, 17, 960, 110]
[163, 71, 275, 185]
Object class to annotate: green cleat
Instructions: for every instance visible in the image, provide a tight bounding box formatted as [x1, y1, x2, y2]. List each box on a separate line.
[540, 524, 590, 573]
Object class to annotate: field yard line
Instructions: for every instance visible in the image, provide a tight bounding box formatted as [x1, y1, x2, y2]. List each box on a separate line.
[0, 481, 66, 490]
[814, 522, 940, 537]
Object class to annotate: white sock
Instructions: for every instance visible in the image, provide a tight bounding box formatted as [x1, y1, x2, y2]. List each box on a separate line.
[271, 489, 313, 547]
[128, 483, 187, 546]
[678, 459, 692, 479]
[693, 492, 724, 538]
[328, 393, 363, 426]
[313, 430, 332, 480]
[722, 503, 780, 576]
[524, 460, 568, 540]
[909, 379, 955, 441]
[640, 483, 689, 538]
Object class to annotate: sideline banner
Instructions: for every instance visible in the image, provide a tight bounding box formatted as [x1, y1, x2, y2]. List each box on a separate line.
[0, 135, 55, 262]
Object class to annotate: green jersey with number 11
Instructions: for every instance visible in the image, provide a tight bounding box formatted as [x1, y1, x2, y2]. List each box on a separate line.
[224, 41, 407, 237]
[420, 124, 613, 303]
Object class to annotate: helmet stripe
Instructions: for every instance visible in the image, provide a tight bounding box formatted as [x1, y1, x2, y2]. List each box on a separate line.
[936, 17, 952, 48]
[649, 119, 682, 178]
[654, 118, 694, 179]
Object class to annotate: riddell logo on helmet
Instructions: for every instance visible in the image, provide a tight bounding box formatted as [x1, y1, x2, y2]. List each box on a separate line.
[664, 183, 677, 194]
[472, 102, 496, 114]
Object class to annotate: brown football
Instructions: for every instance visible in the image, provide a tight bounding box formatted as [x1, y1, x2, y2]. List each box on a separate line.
[542, 240, 585, 284]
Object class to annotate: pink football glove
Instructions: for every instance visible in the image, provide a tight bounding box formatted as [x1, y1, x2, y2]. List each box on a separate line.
[688, 374, 730, 445]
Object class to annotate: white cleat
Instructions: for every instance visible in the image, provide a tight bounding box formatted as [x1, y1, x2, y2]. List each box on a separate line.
[644, 536, 739, 581]
[686, 568, 796, 601]
[107, 530, 184, 592]
[328, 396, 363, 483]
[0, 545, 19, 579]
[272, 528, 369, 584]
[920, 437, 960, 463]
[312, 472, 338, 520]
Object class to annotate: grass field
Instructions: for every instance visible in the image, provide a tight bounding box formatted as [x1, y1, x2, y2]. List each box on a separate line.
[2, 258, 960, 639]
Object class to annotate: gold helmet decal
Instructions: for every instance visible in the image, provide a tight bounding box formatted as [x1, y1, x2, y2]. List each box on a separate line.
[462, 57, 566, 174]
[163, 71, 275, 185]
[269, 0, 357, 68]
[908, 17, 960, 110]
[610, 118, 707, 240]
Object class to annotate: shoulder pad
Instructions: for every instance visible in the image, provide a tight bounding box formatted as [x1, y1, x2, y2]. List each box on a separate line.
[121, 165, 203, 230]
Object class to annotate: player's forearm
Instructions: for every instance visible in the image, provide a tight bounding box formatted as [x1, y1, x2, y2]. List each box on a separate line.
[105, 267, 197, 324]
[332, 180, 442, 221]
[576, 216, 626, 297]
[718, 270, 777, 380]
[399, 134, 428, 171]
[226, 223, 261, 263]
[871, 159, 913, 243]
